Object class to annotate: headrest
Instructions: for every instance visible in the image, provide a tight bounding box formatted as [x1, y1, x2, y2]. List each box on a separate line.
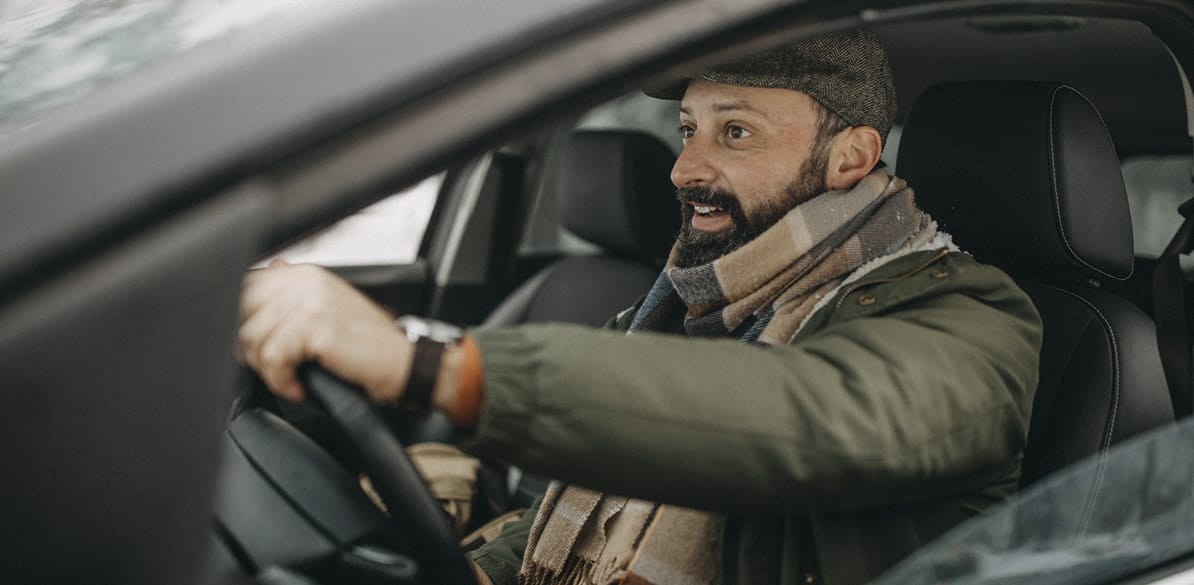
[557, 130, 679, 266]
[898, 81, 1133, 282]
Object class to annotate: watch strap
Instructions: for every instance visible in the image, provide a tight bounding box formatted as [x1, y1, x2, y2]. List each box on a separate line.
[398, 337, 446, 412]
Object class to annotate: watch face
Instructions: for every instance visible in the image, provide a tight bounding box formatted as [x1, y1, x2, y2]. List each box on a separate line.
[399, 316, 462, 344]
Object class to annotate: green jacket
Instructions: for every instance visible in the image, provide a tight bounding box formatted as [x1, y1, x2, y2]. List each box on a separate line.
[467, 250, 1042, 585]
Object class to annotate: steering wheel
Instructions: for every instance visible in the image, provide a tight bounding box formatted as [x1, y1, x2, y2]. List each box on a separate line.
[214, 364, 475, 584]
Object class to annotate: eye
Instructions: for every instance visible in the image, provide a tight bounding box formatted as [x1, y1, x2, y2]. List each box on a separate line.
[726, 124, 752, 140]
[678, 124, 695, 140]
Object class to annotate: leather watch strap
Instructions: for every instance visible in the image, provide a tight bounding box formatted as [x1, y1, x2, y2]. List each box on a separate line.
[398, 336, 446, 412]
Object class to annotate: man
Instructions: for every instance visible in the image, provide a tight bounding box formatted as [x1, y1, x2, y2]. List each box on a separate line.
[239, 29, 1042, 585]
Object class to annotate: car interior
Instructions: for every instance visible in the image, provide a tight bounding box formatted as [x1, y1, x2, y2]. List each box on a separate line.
[352, 13, 1193, 505]
[215, 9, 1194, 584]
[5, 2, 1194, 585]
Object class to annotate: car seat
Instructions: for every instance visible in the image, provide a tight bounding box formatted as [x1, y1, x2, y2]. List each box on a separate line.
[482, 129, 678, 507]
[897, 81, 1176, 486]
[484, 129, 678, 328]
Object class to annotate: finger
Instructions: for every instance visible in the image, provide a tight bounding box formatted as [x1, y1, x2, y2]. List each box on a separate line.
[254, 318, 309, 402]
[237, 288, 300, 361]
[238, 296, 303, 393]
[239, 270, 277, 325]
[238, 264, 300, 325]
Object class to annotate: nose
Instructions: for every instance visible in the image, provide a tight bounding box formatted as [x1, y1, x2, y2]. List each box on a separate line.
[670, 137, 717, 189]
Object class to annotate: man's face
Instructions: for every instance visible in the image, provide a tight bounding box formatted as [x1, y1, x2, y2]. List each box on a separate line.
[672, 80, 834, 268]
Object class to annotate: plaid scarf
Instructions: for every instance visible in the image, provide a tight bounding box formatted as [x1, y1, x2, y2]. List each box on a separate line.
[519, 171, 934, 585]
[632, 169, 931, 344]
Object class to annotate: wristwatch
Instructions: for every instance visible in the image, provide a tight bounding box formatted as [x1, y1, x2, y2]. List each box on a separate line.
[395, 315, 464, 412]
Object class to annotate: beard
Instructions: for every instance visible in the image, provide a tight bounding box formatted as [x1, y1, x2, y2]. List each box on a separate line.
[674, 151, 830, 269]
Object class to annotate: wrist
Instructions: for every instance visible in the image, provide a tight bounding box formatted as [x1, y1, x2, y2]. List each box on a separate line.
[431, 341, 464, 413]
[391, 316, 484, 428]
[384, 330, 415, 402]
[394, 316, 463, 412]
[434, 335, 484, 428]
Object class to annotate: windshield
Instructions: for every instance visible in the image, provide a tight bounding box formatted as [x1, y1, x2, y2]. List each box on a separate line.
[0, 0, 315, 133]
[872, 418, 1194, 585]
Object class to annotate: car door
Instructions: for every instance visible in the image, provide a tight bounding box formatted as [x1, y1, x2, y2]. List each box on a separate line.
[7, 1, 1194, 584]
[0, 2, 806, 582]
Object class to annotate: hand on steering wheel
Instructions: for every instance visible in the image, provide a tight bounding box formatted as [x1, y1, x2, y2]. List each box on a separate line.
[298, 364, 476, 584]
[238, 260, 412, 404]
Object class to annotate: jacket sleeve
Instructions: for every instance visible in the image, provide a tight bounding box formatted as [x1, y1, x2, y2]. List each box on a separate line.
[464, 311, 633, 583]
[465, 258, 1041, 514]
[468, 497, 541, 585]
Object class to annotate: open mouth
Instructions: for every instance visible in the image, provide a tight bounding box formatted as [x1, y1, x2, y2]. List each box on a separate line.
[678, 187, 740, 232]
[688, 202, 733, 230]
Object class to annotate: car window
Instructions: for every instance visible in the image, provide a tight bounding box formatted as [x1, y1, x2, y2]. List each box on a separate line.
[1123, 156, 1193, 264]
[0, 0, 319, 135]
[873, 417, 1194, 585]
[577, 92, 683, 154]
[266, 174, 441, 267]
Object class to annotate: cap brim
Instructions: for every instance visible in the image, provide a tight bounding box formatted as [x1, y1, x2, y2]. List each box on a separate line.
[642, 78, 689, 100]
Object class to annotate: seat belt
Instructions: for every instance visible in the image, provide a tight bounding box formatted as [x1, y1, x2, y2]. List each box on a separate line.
[1153, 197, 1194, 418]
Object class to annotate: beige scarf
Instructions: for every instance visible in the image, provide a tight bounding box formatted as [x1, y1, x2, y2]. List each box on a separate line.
[519, 171, 935, 585]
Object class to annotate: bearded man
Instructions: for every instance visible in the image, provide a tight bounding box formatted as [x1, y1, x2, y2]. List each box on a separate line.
[238, 29, 1042, 585]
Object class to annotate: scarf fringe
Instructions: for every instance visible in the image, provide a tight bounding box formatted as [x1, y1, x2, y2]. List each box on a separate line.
[519, 557, 599, 585]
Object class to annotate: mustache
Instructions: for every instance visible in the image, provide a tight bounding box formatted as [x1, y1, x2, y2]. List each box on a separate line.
[675, 187, 743, 213]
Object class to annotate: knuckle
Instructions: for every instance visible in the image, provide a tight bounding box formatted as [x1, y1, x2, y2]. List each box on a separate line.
[259, 343, 285, 367]
[307, 330, 331, 358]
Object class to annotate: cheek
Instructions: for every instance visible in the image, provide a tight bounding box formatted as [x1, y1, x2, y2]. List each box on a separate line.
[726, 158, 802, 211]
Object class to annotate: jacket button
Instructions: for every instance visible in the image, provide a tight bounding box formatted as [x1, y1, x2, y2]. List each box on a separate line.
[858, 293, 877, 306]
[930, 267, 950, 279]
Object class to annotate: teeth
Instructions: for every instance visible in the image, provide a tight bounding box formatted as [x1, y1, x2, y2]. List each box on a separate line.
[694, 205, 721, 214]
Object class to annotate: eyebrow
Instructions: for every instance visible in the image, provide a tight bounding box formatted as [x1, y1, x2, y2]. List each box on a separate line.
[679, 100, 770, 119]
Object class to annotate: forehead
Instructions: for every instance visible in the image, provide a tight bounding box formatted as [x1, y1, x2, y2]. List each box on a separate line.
[678, 80, 820, 122]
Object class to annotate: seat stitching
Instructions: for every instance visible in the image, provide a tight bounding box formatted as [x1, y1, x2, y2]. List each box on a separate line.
[1040, 283, 1120, 539]
[1041, 285, 1121, 445]
[1047, 86, 1120, 281]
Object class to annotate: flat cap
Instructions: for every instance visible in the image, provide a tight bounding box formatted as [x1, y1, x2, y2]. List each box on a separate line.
[645, 29, 898, 140]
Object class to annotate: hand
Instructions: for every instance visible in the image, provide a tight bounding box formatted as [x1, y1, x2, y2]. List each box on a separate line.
[238, 260, 412, 402]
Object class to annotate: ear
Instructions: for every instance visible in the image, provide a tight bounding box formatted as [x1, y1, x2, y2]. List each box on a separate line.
[825, 126, 883, 191]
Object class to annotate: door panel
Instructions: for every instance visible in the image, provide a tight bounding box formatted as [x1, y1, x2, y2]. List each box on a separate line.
[0, 188, 268, 585]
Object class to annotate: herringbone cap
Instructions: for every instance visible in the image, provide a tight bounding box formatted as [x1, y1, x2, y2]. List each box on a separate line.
[646, 29, 897, 140]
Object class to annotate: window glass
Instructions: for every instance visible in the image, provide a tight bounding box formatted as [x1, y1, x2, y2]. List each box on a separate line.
[576, 92, 683, 154]
[0, 0, 319, 134]
[1122, 156, 1191, 260]
[873, 418, 1194, 585]
[267, 174, 442, 267]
